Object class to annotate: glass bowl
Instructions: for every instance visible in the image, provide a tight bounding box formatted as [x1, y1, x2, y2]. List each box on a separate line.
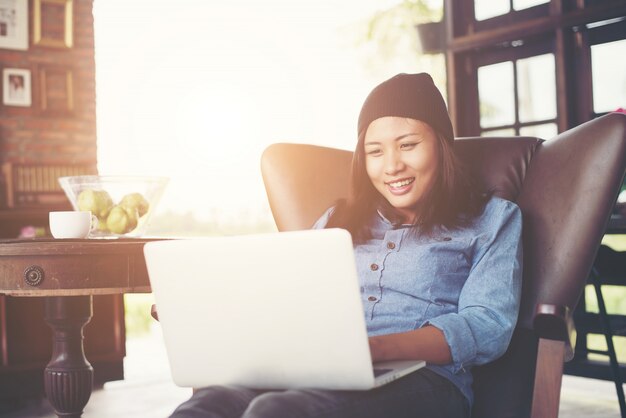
[58, 175, 169, 238]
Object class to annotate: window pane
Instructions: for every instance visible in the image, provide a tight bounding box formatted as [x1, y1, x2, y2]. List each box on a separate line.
[481, 128, 516, 137]
[475, 0, 510, 21]
[587, 334, 626, 363]
[592, 39, 626, 113]
[513, 0, 548, 10]
[519, 123, 558, 140]
[517, 54, 556, 123]
[478, 61, 515, 128]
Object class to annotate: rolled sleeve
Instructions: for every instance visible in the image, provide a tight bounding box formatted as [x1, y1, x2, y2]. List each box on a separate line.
[427, 314, 477, 373]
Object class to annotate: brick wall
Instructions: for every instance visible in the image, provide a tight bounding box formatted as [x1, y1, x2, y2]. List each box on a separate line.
[0, 0, 97, 166]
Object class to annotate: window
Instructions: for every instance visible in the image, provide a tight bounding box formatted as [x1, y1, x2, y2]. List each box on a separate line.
[513, 0, 548, 11]
[474, 0, 510, 21]
[591, 38, 626, 114]
[445, 1, 626, 136]
[477, 53, 557, 139]
[478, 61, 515, 128]
[474, 0, 549, 22]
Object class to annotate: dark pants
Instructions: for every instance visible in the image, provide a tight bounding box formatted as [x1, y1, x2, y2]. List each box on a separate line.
[169, 368, 469, 418]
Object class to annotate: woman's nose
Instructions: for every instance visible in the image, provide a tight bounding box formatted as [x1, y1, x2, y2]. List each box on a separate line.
[384, 152, 404, 175]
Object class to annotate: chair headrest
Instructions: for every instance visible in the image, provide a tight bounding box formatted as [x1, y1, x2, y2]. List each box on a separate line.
[455, 137, 541, 202]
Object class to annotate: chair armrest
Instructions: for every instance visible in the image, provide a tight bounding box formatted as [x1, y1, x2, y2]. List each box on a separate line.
[533, 304, 575, 361]
[151, 303, 159, 321]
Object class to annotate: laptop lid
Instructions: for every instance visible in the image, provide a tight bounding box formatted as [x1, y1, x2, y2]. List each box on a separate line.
[144, 228, 379, 390]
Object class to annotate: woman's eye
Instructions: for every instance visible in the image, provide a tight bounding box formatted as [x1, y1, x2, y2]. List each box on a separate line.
[366, 149, 382, 156]
[400, 143, 417, 150]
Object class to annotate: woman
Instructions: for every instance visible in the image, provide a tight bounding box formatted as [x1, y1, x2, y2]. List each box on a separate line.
[170, 73, 523, 418]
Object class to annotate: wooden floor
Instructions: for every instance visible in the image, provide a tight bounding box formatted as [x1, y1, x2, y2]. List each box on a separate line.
[2, 327, 624, 418]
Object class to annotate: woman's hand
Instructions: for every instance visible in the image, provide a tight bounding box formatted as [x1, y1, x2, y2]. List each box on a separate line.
[368, 325, 452, 364]
[368, 335, 387, 362]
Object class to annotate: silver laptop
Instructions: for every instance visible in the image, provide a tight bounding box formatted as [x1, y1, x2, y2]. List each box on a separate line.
[143, 228, 425, 390]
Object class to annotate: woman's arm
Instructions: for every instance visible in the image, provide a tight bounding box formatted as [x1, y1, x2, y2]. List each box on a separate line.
[422, 200, 523, 371]
[368, 325, 451, 364]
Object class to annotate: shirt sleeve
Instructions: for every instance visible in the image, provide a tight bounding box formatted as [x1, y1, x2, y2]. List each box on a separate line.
[424, 199, 523, 373]
[311, 206, 335, 230]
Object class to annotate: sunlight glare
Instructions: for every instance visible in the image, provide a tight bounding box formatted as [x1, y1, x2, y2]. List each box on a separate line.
[93, 0, 418, 226]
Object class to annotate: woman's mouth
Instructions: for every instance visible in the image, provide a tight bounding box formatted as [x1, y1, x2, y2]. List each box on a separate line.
[386, 177, 415, 195]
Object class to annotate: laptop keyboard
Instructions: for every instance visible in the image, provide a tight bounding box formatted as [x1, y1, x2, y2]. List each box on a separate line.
[373, 368, 393, 378]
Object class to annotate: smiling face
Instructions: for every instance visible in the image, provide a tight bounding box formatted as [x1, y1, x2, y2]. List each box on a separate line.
[364, 117, 440, 224]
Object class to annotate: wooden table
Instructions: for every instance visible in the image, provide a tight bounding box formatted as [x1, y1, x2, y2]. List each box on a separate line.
[0, 238, 154, 418]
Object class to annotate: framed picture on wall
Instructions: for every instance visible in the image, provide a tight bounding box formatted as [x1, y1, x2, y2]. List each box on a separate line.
[0, 0, 28, 50]
[2, 68, 31, 107]
[34, 0, 73, 48]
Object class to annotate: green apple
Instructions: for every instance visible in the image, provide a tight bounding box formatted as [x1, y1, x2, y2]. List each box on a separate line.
[77, 189, 113, 218]
[106, 205, 132, 234]
[120, 193, 150, 217]
[123, 206, 139, 231]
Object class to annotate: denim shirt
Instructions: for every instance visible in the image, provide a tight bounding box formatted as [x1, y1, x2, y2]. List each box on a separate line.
[312, 196, 523, 406]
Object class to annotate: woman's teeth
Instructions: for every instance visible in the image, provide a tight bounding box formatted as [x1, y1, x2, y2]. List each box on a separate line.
[388, 178, 414, 188]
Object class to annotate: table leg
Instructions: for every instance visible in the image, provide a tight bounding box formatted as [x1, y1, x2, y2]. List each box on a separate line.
[44, 296, 94, 418]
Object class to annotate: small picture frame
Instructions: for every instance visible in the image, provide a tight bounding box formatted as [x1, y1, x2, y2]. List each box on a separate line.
[2, 68, 31, 107]
[34, 0, 73, 48]
[0, 0, 28, 50]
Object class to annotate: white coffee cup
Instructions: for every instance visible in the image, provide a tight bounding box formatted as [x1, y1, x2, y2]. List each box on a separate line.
[49, 211, 97, 239]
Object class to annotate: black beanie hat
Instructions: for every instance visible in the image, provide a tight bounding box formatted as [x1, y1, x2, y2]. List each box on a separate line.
[357, 73, 454, 143]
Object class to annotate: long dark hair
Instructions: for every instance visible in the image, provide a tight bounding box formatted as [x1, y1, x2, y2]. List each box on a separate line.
[325, 125, 489, 243]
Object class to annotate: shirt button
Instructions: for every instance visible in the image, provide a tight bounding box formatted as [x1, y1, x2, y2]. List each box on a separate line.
[370, 263, 379, 271]
[387, 242, 396, 250]
[368, 296, 377, 302]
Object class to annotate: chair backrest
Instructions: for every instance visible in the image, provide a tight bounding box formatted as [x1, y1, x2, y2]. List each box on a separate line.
[261, 113, 626, 418]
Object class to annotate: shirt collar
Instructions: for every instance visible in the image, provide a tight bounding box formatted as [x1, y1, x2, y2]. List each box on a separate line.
[376, 209, 414, 228]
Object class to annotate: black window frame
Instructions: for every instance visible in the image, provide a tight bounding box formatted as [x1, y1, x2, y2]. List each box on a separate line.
[444, 0, 626, 136]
